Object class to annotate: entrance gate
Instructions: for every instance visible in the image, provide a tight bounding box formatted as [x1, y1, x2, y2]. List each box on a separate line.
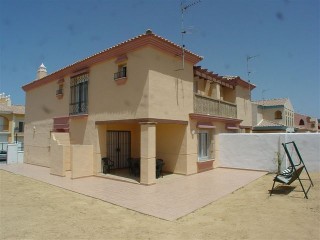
[107, 131, 131, 169]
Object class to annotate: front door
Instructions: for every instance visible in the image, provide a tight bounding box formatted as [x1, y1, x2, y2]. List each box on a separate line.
[107, 131, 131, 169]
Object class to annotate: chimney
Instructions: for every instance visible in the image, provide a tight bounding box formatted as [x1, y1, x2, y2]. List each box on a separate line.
[36, 63, 47, 79]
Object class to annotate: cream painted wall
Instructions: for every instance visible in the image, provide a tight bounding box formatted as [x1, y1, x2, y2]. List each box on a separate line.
[24, 76, 69, 166]
[24, 120, 52, 167]
[235, 85, 252, 126]
[71, 144, 94, 178]
[88, 49, 150, 120]
[221, 86, 235, 103]
[147, 48, 194, 120]
[260, 107, 284, 125]
[156, 124, 187, 174]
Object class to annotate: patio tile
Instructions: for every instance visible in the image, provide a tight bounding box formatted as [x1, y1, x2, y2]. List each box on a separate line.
[0, 164, 267, 221]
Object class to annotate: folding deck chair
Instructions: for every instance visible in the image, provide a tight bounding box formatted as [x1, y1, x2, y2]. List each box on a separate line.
[270, 141, 314, 199]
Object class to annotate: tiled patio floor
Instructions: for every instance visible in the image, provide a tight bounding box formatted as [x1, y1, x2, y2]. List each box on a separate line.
[0, 163, 267, 221]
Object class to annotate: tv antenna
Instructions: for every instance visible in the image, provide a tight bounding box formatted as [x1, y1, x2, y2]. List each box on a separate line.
[178, 0, 201, 70]
[246, 54, 259, 82]
[246, 54, 259, 100]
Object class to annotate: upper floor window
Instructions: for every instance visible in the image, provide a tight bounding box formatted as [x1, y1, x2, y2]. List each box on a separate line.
[18, 122, 24, 132]
[299, 119, 305, 125]
[70, 73, 89, 115]
[275, 110, 282, 119]
[114, 64, 127, 80]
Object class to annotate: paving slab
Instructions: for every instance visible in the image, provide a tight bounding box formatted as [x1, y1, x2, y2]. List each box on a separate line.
[0, 163, 267, 221]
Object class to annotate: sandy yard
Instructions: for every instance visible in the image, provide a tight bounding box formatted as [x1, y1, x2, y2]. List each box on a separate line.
[0, 170, 319, 240]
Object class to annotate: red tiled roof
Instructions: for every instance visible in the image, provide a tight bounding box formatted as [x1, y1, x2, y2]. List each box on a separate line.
[253, 98, 288, 106]
[255, 119, 285, 127]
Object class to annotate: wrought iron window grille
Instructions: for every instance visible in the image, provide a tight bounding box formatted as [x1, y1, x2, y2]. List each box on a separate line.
[114, 69, 127, 80]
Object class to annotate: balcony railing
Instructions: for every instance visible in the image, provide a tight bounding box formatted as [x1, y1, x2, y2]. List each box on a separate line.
[194, 93, 237, 118]
[114, 69, 127, 80]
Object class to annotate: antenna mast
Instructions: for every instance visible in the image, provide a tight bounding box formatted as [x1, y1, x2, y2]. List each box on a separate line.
[180, 0, 200, 70]
[246, 54, 259, 100]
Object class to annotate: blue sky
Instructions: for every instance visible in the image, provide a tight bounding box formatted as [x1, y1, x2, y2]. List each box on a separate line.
[0, 0, 319, 117]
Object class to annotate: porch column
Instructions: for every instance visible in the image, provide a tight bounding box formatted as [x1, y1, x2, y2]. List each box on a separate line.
[140, 122, 156, 185]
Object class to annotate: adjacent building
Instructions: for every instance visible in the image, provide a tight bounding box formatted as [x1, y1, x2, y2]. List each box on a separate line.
[251, 98, 294, 133]
[22, 30, 255, 184]
[0, 93, 25, 145]
[294, 113, 319, 132]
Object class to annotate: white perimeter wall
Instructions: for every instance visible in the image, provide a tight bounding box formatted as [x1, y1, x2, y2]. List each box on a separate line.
[219, 133, 320, 172]
[7, 144, 24, 164]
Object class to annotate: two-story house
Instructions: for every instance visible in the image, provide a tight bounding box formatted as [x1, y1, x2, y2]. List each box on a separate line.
[0, 93, 25, 148]
[252, 98, 294, 132]
[22, 30, 254, 185]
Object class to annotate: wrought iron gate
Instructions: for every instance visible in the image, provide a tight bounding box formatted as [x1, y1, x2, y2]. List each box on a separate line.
[107, 131, 131, 169]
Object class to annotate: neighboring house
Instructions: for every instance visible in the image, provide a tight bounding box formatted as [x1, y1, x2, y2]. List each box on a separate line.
[22, 30, 254, 185]
[294, 113, 319, 132]
[0, 93, 25, 146]
[252, 98, 294, 133]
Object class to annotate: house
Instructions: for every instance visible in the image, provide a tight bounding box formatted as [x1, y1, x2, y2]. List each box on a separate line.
[22, 30, 254, 185]
[294, 113, 319, 132]
[0, 93, 25, 147]
[252, 98, 295, 133]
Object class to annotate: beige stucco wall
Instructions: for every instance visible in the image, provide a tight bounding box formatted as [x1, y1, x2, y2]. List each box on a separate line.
[71, 144, 93, 179]
[24, 76, 69, 166]
[235, 85, 252, 126]
[156, 124, 188, 174]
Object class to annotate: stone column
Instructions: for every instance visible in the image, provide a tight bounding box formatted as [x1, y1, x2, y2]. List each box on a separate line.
[140, 122, 156, 185]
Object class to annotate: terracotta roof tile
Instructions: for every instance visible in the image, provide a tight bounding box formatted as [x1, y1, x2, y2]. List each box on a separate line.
[253, 98, 288, 106]
[255, 119, 285, 127]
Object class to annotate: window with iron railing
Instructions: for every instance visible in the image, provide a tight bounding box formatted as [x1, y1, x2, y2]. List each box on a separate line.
[56, 88, 63, 96]
[18, 122, 24, 132]
[70, 73, 89, 115]
[114, 65, 127, 80]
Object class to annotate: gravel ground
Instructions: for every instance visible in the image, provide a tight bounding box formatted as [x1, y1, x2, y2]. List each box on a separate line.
[0, 170, 319, 240]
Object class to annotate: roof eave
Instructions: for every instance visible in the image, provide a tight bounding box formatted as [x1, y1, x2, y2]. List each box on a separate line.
[22, 33, 203, 92]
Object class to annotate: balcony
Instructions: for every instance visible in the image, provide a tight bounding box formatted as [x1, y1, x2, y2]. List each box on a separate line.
[194, 93, 237, 119]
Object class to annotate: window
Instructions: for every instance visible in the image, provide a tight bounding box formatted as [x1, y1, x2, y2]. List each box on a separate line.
[70, 73, 89, 115]
[114, 64, 127, 80]
[299, 119, 305, 126]
[18, 122, 24, 132]
[198, 131, 211, 161]
[56, 79, 64, 99]
[275, 110, 282, 119]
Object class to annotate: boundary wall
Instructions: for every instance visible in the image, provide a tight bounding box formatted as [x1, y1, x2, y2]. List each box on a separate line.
[219, 133, 319, 172]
